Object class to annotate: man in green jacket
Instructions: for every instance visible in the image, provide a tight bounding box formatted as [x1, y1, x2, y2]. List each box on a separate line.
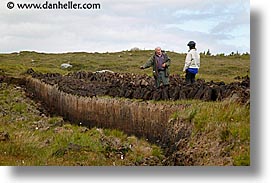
[140, 47, 171, 88]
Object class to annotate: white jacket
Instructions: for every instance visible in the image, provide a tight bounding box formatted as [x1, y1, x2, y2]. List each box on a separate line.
[183, 49, 200, 71]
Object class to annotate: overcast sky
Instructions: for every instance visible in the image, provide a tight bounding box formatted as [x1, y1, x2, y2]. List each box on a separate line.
[0, 0, 250, 54]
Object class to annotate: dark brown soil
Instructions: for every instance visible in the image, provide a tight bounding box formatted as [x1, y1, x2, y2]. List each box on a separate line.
[27, 69, 250, 104]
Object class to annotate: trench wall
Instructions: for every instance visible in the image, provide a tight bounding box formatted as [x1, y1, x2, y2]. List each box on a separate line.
[26, 78, 182, 143]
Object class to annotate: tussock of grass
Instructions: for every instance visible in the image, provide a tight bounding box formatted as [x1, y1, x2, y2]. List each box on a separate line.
[172, 99, 250, 165]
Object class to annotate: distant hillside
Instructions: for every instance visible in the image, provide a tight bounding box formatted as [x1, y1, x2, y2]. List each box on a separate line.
[0, 50, 250, 83]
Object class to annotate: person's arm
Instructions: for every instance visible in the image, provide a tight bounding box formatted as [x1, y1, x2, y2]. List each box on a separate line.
[197, 53, 200, 68]
[163, 54, 171, 68]
[183, 52, 192, 71]
[140, 56, 154, 69]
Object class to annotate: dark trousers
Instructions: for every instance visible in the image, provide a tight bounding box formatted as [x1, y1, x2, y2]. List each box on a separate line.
[185, 70, 196, 84]
[155, 70, 169, 88]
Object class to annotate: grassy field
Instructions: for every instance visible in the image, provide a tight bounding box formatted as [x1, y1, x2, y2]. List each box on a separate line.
[0, 50, 250, 166]
[0, 50, 250, 83]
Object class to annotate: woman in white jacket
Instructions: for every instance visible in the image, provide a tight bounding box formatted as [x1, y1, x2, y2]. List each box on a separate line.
[183, 41, 200, 84]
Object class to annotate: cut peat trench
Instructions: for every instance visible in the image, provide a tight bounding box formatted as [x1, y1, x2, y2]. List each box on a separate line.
[24, 70, 250, 145]
[1, 70, 250, 165]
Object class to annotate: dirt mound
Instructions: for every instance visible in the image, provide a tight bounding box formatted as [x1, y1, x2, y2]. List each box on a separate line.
[28, 69, 250, 104]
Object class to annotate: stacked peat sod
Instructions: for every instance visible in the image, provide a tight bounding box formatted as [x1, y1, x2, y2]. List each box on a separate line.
[28, 69, 250, 104]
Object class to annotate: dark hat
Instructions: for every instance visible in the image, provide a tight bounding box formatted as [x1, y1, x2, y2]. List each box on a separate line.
[187, 41, 196, 47]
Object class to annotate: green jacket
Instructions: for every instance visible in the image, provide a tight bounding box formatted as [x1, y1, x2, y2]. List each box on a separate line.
[142, 52, 171, 77]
